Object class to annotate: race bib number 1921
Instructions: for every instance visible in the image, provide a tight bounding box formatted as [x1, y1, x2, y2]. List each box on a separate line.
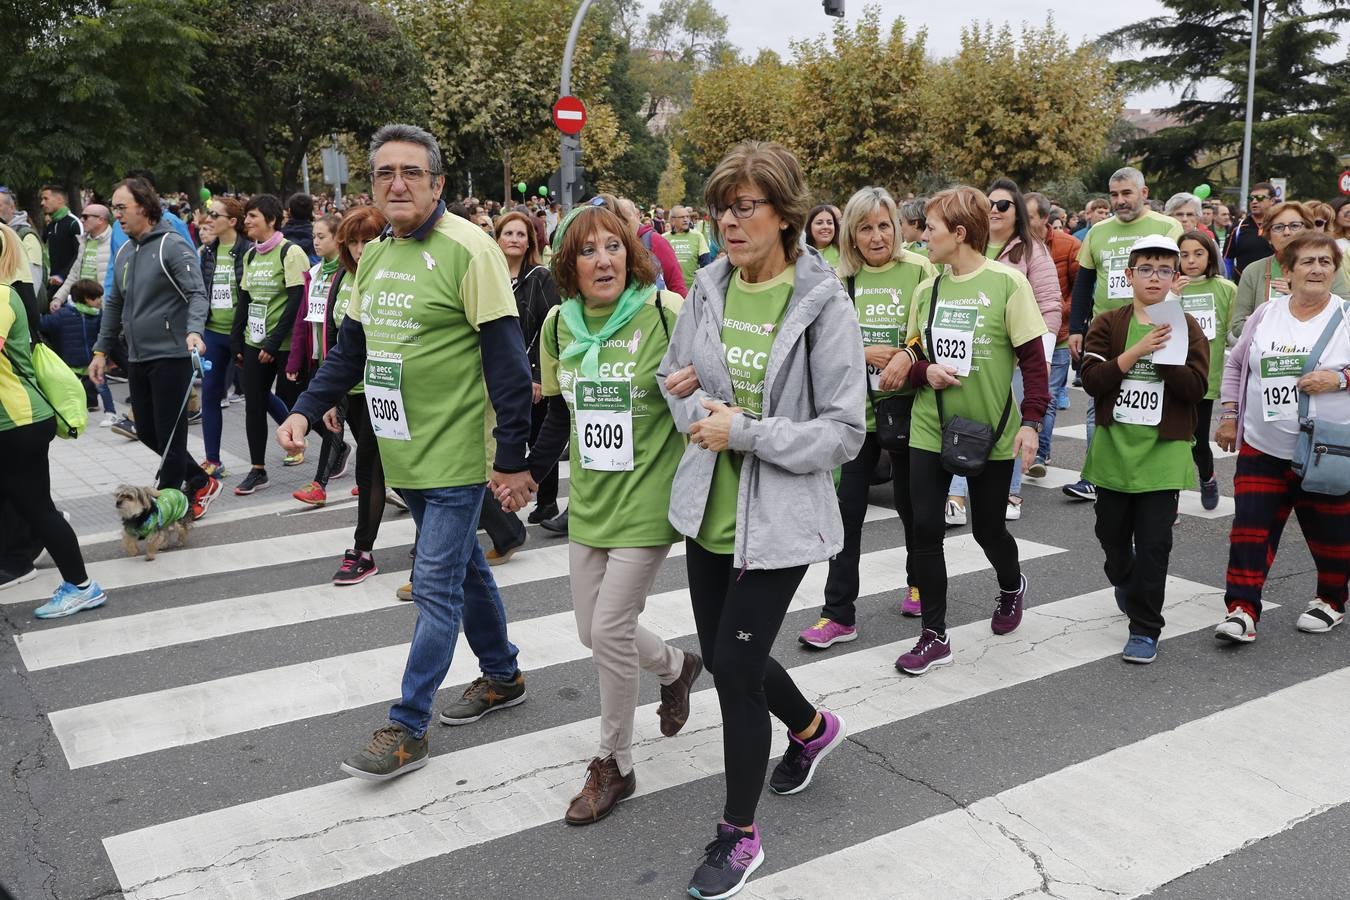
[575, 380, 634, 471]
[364, 356, 411, 440]
[1259, 353, 1305, 421]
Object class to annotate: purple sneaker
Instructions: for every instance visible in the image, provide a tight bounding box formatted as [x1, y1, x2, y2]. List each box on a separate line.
[770, 709, 847, 795]
[798, 617, 857, 649]
[991, 574, 1027, 635]
[688, 822, 764, 899]
[895, 628, 952, 675]
[900, 585, 922, 617]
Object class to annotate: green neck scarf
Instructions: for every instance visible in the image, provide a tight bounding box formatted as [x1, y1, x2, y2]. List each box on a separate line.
[319, 256, 341, 277]
[559, 284, 655, 380]
[74, 302, 100, 317]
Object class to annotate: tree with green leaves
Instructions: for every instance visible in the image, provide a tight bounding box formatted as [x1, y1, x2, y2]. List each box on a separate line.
[200, 0, 425, 195]
[1102, 0, 1350, 200]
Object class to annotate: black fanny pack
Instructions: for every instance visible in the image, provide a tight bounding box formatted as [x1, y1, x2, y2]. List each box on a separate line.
[924, 273, 1013, 476]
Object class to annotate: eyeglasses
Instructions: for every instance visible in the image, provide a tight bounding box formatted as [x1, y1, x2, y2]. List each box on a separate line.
[989, 198, 1014, 213]
[205, 211, 224, 219]
[1248, 194, 1270, 203]
[372, 166, 436, 185]
[714, 198, 772, 220]
[1268, 222, 1304, 235]
[110, 203, 130, 213]
[1130, 265, 1176, 280]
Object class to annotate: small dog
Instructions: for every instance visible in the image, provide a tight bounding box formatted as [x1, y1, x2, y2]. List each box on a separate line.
[115, 484, 191, 560]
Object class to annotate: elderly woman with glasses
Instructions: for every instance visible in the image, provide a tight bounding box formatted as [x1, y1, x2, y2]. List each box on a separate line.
[1230, 201, 1350, 341]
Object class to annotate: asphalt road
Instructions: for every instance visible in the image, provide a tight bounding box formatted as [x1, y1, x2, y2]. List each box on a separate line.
[4, 394, 1349, 900]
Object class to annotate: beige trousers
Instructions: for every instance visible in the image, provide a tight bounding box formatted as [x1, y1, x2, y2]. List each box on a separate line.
[569, 541, 685, 774]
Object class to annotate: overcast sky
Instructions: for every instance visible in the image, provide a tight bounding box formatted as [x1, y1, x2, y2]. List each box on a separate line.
[638, 0, 1193, 109]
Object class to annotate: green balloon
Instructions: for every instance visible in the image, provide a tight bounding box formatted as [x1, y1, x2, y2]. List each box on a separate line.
[538, 185, 549, 197]
[199, 187, 211, 203]
[1193, 183, 1211, 200]
[517, 181, 527, 194]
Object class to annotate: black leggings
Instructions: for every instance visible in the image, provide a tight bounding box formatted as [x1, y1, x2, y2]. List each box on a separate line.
[312, 401, 347, 488]
[0, 418, 87, 584]
[822, 430, 913, 626]
[685, 539, 817, 828]
[242, 345, 300, 466]
[530, 397, 559, 508]
[128, 356, 207, 494]
[346, 395, 387, 553]
[908, 448, 1021, 635]
[1191, 398, 1215, 482]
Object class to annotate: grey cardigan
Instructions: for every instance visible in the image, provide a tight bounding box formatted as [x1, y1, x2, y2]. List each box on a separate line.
[659, 252, 867, 570]
[95, 220, 208, 363]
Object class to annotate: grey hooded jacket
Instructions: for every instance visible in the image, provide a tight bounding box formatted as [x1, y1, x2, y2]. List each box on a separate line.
[659, 251, 867, 570]
[95, 219, 208, 362]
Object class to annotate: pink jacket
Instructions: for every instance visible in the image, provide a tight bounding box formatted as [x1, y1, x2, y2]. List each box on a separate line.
[996, 237, 1062, 338]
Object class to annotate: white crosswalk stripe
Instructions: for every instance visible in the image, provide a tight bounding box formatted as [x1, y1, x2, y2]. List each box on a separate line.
[18, 466, 1339, 900]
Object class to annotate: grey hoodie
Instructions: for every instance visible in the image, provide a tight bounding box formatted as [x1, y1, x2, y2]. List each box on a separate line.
[659, 252, 867, 570]
[95, 219, 208, 362]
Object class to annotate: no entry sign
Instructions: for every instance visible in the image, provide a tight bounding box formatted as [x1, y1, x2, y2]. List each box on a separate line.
[1340, 170, 1350, 196]
[552, 95, 587, 135]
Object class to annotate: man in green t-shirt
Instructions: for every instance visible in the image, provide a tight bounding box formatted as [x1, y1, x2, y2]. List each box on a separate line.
[1079, 235, 1209, 664]
[1063, 166, 1184, 502]
[665, 206, 712, 290]
[281, 123, 537, 783]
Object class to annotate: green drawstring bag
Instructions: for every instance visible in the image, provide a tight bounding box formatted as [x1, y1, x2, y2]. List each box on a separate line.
[5, 341, 88, 439]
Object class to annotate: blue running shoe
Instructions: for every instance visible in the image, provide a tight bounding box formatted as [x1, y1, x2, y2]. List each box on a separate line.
[34, 581, 107, 619]
[1122, 634, 1157, 664]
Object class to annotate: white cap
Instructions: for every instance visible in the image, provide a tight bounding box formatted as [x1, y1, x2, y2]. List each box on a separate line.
[1129, 234, 1180, 255]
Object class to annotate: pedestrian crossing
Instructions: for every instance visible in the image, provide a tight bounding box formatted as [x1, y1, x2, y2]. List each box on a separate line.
[12, 465, 1345, 900]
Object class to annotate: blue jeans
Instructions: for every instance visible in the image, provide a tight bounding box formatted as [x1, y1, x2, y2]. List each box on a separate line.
[950, 368, 1025, 500]
[1081, 392, 1097, 480]
[1039, 346, 1071, 461]
[390, 484, 520, 737]
[200, 329, 287, 464]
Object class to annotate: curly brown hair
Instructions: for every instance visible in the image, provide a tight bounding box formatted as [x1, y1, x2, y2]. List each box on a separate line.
[550, 206, 657, 298]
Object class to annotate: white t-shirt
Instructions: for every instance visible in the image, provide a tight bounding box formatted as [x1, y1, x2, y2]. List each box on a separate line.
[1243, 296, 1350, 459]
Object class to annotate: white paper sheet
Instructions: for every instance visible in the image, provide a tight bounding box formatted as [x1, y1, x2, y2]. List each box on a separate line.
[1146, 299, 1188, 366]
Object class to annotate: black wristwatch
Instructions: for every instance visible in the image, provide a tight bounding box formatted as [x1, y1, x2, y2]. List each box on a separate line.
[1020, 419, 1043, 433]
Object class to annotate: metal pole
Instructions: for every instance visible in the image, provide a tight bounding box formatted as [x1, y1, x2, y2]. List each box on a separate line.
[1238, 0, 1260, 216]
[558, 0, 596, 214]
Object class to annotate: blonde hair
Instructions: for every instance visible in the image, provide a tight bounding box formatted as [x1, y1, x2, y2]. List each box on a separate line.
[0, 222, 23, 283]
[703, 141, 809, 263]
[838, 187, 902, 277]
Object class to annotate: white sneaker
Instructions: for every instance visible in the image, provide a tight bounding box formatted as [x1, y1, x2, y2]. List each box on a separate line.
[99, 412, 116, 427]
[1005, 498, 1022, 521]
[220, 397, 231, 408]
[1296, 599, 1344, 634]
[944, 499, 967, 527]
[1215, 609, 1257, 643]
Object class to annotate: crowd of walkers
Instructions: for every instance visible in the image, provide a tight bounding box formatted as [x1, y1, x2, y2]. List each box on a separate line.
[3, 125, 1349, 898]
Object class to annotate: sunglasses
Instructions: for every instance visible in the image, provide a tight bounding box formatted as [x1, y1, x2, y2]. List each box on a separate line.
[1248, 194, 1270, 202]
[989, 199, 1014, 213]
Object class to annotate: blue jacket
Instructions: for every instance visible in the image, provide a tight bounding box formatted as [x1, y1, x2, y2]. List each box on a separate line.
[40, 303, 102, 370]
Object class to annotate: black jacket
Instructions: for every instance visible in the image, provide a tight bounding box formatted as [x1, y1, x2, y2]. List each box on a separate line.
[1223, 215, 1273, 279]
[44, 212, 83, 282]
[281, 221, 316, 263]
[198, 237, 252, 297]
[513, 264, 561, 381]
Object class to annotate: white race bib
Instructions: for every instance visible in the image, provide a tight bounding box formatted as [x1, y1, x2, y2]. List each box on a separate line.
[1106, 257, 1132, 300]
[861, 325, 900, 390]
[1180, 292, 1217, 340]
[364, 356, 411, 440]
[210, 276, 233, 310]
[1114, 378, 1163, 426]
[930, 304, 975, 376]
[1258, 352, 1305, 422]
[574, 379, 634, 471]
[247, 302, 267, 344]
[305, 277, 329, 324]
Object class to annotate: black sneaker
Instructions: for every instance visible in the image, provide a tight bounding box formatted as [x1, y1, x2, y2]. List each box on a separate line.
[769, 710, 846, 795]
[688, 823, 764, 899]
[527, 502, 559, 525]
[439, 673, 526, 725]
[330, 442, 352, 480]
[110, 416, 137, 440]
[539, 507, 569, 536]
[234, 468, 270, 495]
[0, 566, 37, 591]
[187, 408, 203, 425]
[333, 549, 378, 585]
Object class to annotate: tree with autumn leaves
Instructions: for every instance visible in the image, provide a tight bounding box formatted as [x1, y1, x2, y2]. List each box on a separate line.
[682, 9, 1121, 204]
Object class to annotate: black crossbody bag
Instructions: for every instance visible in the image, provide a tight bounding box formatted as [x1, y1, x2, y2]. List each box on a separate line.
[847, 276, 912, 452]
[923, 274, 1012, 476]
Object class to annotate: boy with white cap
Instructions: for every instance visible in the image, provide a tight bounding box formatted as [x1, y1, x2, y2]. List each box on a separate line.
[1079, 235, 1211, 663]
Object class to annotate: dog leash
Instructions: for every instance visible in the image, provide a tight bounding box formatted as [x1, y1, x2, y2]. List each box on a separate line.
[154, 349, 209, 484]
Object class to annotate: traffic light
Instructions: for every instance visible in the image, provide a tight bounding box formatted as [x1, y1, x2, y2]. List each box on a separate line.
[823, 0, 844, 16]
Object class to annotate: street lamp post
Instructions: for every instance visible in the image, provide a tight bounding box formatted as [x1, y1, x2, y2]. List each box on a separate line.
[557, 0, 596, 215]
[1238, 0, 1260, 212]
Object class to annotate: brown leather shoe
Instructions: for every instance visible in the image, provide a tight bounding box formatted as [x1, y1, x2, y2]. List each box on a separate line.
[564, 756, 635, 826]
[657, 651, 703, 737]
